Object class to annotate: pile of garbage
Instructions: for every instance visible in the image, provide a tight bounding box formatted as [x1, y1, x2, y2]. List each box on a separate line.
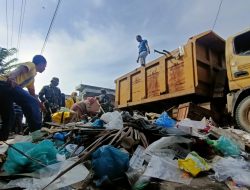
[0, 110, 250, 190]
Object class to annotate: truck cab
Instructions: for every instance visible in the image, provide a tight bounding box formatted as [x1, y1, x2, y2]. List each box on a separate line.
[226, 29, 250, 132]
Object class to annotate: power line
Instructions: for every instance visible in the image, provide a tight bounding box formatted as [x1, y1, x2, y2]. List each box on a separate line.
[20, 0, 27, 47]
[17, 0, 26, 59]
[212, 0, 223, 30]
[41, 0, 62, 54]
[11, 0, 15, 48]
[5, 0, 9, 49]
[16, 0, 24, 58]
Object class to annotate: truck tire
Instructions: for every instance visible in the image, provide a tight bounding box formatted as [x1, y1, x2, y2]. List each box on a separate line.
[235, 96, 250, 132]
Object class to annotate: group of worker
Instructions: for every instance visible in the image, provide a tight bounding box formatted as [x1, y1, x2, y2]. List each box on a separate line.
[0, 34, 148, 140]
[0, 54, 112, 141]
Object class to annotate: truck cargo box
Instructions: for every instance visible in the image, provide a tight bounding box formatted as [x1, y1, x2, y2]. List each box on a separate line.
[115, 31, 226, 111]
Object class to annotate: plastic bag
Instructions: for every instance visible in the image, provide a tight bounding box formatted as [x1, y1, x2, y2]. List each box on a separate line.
[207, 136, 240, 156]
[92, 145, 129, 181]
[91, 119, 104, 128]
[132, 176, 151, 190]
[154, 112, 176, 128]
[143, 155, 192, 185]
[176, 118, 206, 137]
[52, 111, 71, 124]
[65, 144, 84, 155]
[3, 158, 89, 190]
[213, 157, 250, 187]
[3, 140, 58, 174]
[144, 136, 192, 161]
[178, 151, 211, 177]
[100, 111, 123, 129]
[31, 130, 46, 142]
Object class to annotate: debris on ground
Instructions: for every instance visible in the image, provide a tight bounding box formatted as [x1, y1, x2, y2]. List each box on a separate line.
[0, 109, 250, 190]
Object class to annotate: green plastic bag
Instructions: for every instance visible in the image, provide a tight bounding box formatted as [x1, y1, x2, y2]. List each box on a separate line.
[3, 140, 58, 174]
[207, 136, 240, 156]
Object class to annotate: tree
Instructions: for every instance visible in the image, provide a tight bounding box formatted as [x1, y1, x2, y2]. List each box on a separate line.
[0, 47, 18, 74]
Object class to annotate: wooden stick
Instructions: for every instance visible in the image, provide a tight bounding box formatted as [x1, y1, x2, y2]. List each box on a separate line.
[99, 105, 106, 113]
[109, 127, 127, 145]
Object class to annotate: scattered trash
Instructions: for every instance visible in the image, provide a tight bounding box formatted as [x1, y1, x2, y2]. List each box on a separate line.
[3, 140, 58, 174]
[207, 136, 241, 157]
[144, 136, 192, 161]
[178, 151, 211, 177]
[2, 158, 89, 190]
[176, 118, 207, 137]
[143, 155, 192, 185]
[154, 112, 176, 128]
[0, 108, 249, 190]
[100, 111, 123, 129]
[65, 144, 84, 155]
[92, 145, 129, 186]
[91, 119, 104, 128]
[213, 157, 250, 187]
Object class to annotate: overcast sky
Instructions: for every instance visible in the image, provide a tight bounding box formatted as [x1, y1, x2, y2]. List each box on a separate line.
[0, 0, 249, 94]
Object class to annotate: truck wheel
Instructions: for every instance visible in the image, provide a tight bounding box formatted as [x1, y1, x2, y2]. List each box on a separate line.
[235, 96, 250, 132]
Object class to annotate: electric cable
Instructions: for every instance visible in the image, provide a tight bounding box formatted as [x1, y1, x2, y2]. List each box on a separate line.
[5, 0, 9, 49]
[16, 0, 24, 58]
[11, 0, 15, 48]
[17, 0, 26, 59]
[41, 0, 62, 54]
[212, 0, 223, 30]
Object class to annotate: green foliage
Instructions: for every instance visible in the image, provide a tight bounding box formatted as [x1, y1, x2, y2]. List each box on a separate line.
[0, 47, 18, 74]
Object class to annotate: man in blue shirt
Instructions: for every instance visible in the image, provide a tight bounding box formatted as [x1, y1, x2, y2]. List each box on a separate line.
[136, 35, 150, 66]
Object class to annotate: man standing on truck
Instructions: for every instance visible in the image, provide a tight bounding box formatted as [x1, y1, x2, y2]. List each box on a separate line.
[136, 35, 150, 66]
[0, 55, 47, 141]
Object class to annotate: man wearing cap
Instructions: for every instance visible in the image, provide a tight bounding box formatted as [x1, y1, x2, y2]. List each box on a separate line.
[0, 55, 47, 140]
[39, 77, 62, 122]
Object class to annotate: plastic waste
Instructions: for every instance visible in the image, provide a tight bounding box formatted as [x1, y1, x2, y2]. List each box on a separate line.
[144, 136, 192, 162]
[92, 145, 129, 185]
[31, 130, 45, 142]
[143, 155, 192, 185]
[56, 153, 66, 161]
[65, 144, 84, 155]
[178, 151, 211, 177]
[176, 118, 206, 137]
[52, 111, 71, 124]
[213, 157, 250, 187]
[2, 158, 89, 190]
[126, 167, 146, 186]
[132, 176, 151, 190]
[100, 111, 123, 129]
[53, 132, 69, 141]
[207, 136, 240, 157]
[154, 112, 176, 128]
[3, 140, 58, 174]
[91, 119, 104, 128]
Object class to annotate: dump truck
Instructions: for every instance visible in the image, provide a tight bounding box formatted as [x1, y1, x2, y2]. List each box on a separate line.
[115, 29, 250, 132]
